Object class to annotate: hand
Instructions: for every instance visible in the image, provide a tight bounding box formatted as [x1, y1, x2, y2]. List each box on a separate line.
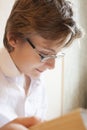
[0, 117, 41, 130]
[0, 123, 28, 130]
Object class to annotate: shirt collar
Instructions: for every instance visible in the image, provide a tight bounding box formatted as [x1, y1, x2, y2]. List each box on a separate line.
[0, 47, 21, 77]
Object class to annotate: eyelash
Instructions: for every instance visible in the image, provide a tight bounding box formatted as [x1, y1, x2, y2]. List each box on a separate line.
[39, 54, 45, 59]
[39, 52, 52, 58]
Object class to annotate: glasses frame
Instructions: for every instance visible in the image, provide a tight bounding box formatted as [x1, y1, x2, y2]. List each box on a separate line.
[26, 38, 65, 62]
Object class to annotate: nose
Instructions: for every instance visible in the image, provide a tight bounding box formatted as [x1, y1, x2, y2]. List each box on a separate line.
[45, 58, 55, 70]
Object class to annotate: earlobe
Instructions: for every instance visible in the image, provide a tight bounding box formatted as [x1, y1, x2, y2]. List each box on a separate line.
[9, 40, 16, 48]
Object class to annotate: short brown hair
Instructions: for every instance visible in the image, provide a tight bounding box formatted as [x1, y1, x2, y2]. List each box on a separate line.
[3, 0, 82, 52]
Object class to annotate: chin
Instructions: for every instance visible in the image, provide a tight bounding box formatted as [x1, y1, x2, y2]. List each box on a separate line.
[25, 69, 42, 79]
[26, 73, 41, 79]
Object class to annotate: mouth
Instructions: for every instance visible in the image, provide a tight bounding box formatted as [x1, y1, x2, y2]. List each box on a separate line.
[35, 68, 44, 73]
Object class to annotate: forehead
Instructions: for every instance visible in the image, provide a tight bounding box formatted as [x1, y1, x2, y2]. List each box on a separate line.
[29, 33, 71, 53]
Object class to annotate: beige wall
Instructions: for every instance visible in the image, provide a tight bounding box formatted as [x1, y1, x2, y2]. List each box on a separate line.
[63, 0, 87, 114]
[0, 0, 15, 47]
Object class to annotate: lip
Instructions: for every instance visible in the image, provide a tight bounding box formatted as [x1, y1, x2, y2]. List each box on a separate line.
[35, 69, 44, 73]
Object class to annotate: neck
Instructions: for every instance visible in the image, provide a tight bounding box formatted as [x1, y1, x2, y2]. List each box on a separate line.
[24, 75, 31, 94]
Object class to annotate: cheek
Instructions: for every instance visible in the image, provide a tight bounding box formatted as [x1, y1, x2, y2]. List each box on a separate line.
[14, 45, 44, 71]
[16, 50, 40, 66]
[18, 54, 43, 71]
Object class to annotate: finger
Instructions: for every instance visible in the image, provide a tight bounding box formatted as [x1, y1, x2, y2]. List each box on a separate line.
[10, 117, 41, 128]
[0, 123, 28, 130]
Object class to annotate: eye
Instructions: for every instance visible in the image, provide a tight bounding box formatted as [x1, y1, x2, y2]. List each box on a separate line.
[39, 53, 46, 60]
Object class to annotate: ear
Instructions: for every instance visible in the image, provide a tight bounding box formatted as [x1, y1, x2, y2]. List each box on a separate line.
[6, 32, 17, 48]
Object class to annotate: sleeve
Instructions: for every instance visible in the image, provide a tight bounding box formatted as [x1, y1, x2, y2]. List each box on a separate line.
[0, 86, 18, 127]
[0, 73, 17, 127]
[0, 114, 10, 127]
[0, 104, 17, 127]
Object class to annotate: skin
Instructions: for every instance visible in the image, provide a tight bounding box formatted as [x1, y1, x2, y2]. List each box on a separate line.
[0, 123, 28, 130]
[7, 34, 66, 79]
[0, 117, 41, 130]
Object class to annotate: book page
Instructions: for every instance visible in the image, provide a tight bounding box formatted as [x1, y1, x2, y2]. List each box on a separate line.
[29, 109, 86, 130]
[81, 109, 87, 129]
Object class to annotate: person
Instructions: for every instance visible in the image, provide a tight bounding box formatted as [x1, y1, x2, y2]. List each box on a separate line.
[0, 0, 82, 129]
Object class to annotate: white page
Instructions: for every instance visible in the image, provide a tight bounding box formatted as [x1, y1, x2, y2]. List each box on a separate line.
[81, 109, 87, 129]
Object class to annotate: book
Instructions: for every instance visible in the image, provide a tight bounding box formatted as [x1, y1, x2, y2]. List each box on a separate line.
[29, 109, 86, 130]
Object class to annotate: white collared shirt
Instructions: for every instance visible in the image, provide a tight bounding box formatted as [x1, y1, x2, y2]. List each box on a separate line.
[0, 47, 47, 127]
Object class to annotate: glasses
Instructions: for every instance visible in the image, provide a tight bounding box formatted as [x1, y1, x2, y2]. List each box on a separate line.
[26, 38, 65, 62]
